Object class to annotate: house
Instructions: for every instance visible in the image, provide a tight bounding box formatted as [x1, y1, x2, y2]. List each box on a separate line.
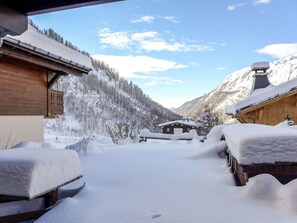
[0, 1, 123, 149]
[158, 119, 197, 134]
[226, 62, 297, 125]
[0, 25, 93, 148]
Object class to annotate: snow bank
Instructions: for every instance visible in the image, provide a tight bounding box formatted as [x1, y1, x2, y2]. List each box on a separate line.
[223, 124, 297, 165]
[0, 148, 83, 199]
[202, 125, 227, 157]
[243, 174, 297, 215]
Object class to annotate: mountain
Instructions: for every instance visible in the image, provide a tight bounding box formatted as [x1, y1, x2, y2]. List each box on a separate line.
[34, 22, 182, 137]
[45, 60, 181, 137]
[176, 54, 297, 122]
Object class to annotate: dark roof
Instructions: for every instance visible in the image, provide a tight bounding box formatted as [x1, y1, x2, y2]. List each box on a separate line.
[2, 0, 123, 16]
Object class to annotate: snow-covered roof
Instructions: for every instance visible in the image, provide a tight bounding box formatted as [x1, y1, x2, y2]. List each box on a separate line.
[0, 147, 83, 199]
[223, 124, 297, 165]
[3, 26, 92, 73]
[226, 78, 297, 115]
[158, 119, 197, 127]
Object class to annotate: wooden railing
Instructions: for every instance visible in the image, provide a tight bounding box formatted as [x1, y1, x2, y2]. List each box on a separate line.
[48, 89, 64, 116]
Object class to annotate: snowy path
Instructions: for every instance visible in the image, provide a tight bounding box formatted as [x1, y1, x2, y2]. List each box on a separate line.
[36, 142, 297, 223]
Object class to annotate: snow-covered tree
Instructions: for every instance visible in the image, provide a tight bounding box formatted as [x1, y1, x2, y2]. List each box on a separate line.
[196, 106, 222, 136]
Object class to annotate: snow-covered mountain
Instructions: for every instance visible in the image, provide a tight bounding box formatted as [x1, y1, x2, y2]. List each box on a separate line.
[46, 60, 181, 137]
[31, 22, 181, 137]
[176, 54, 297, 122]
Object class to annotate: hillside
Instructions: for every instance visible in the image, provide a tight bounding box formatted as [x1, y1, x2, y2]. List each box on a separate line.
[37, 24, 181, 137]
[176, 54, 297, 122]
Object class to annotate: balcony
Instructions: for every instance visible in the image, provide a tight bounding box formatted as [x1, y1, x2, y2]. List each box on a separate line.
[48, 89, 64, 117]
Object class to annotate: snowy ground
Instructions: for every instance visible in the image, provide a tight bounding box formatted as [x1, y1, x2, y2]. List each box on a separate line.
[34, 136, 297, 223]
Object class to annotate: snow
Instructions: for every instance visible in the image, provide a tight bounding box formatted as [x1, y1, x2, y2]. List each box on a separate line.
[223, 124, 297, 165]
[33, 135, 297, 222]
[225, 77, 297, 115]
[6, 25, 92, 70]
[251, 62, 270, 71]
[0, 147, 83, 199]
[158, 119, 196, 127]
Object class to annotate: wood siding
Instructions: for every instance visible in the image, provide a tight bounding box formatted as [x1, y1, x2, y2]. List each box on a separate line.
[236, 93, 297, 125]
[162, 123, 196, 134]
[0, 56, 48, 115]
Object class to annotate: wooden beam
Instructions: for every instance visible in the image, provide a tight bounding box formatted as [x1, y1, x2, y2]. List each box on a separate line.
[48, 72, 67, 89]
[0, 4, 28, 37]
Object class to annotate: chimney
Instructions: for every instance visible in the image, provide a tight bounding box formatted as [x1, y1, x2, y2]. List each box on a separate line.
[250, 62, 270, 93]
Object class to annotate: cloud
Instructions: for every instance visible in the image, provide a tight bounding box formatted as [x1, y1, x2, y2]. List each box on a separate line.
[255, 0, 271, 4]
[227, 2, 246, 11]
[131, 15, 155, 24]
[215, 67, 226, 70]
[144, 76, 183, 87]
[255, 43, 297, 58]
[91, 54, 188, 78]
[98, 28, 130, 50]
[190, 62, 199, 67]
[164, 16, 180, 24]
[97, 27, 215, 53]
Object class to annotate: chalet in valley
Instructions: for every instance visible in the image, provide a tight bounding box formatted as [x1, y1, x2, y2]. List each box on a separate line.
[158, 119, 197, 134]
[225, 62, 297, 125]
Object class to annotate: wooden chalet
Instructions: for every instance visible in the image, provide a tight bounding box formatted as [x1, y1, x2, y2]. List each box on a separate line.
[158, 119, 197, 134]
[226, 62, 297, 125]
[0, 0, 123, 149]
[0, 25, 92, 148]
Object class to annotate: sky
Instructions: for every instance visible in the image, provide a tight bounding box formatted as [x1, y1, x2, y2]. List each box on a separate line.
[31, 0, 297, 108]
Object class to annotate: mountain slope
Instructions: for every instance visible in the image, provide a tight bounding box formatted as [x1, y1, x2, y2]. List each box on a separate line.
[46, 60, 181, 137]
[176, 55, 297, 122]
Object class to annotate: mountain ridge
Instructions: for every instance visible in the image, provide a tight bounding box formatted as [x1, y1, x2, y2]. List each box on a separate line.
[176, 54, 297, 123]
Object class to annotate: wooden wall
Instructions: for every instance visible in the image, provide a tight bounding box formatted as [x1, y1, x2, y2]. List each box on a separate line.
[0, 56, 48, 115]
[162, 123, 195, 134]
[236, 93, 297, 125]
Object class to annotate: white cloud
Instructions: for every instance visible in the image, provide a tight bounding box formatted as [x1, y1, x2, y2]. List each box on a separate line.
[131, 32, 158, 41]
[131, 15, 155, 24]
[190, 62, 199, 67]
[145, 81, 158, 86]
[144, 76, 183, 87]
[164, 16, 180, 24]
[91, 54, 188, 78]
[227, 2, 246, 11]
[97, 27, 215, 53]
[215, 67, 226, 70]
[255, 0, 271, 4]
[98, 28, 130, 50]
[256, 43, 297, 58]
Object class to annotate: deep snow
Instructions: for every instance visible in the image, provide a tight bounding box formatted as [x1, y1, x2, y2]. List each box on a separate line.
[0, 147, 82, 199]
[33, 137, 297, 223]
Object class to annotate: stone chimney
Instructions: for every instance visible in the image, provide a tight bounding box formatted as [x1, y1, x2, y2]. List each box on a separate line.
[251, 62, 270, 93]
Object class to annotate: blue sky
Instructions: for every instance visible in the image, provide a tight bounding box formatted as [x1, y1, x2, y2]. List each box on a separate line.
[31, 0, 297, 108]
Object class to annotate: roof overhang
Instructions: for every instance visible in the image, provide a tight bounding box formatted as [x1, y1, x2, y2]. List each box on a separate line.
[1, 37, 91, 76]
[1, 0, 123, 16]
[0, 0, 123, 37]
